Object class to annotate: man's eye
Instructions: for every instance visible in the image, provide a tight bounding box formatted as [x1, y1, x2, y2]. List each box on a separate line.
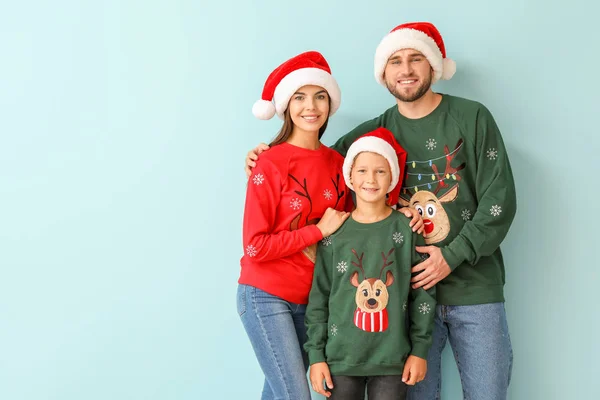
[317, 95, 326, 100]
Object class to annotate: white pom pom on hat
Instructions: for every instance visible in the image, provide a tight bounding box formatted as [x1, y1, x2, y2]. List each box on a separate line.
[252, 99, 276, 120]
[252, 51, 341, 120]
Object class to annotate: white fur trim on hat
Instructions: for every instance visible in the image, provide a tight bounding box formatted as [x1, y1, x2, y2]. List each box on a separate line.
[375, 28, 445, 86]
[272, 67, 341, 120]
[342, 136, 400, 194]
[252, 99, 276, 120]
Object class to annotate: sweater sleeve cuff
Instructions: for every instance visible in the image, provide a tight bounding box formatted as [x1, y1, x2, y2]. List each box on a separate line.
[410, 342, 431, 360]
[308, 349, 326, 365]
[304, 224, 324, 243]
[441, 238, 468, 271]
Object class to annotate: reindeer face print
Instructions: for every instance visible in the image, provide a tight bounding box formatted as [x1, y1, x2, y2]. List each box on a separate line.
[402, 185, 458, 244]
[399, 140, 465, 245]
[350, 248, 395, 333]
[351, 271, 394, 313]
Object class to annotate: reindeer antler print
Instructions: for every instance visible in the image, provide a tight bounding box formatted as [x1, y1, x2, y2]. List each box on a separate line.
[330, 173, 345, 209]
[289, 174, 313, 225]
[379, 248, 395, 279]
[430, 139, 466, 195]
[351, 249, 365, 279]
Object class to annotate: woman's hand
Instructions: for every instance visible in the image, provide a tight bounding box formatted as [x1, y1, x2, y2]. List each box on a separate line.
[316, 208, 350, 237]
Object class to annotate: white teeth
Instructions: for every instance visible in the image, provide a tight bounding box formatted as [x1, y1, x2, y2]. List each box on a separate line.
[400, 80, 416, 84]
[302, 116, 317, 121]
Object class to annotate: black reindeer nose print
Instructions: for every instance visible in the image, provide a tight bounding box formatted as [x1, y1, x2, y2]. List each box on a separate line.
[367, 298, 377, 306]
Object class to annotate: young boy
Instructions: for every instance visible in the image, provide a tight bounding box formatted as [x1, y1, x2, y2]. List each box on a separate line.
[304, 128, 436, 400]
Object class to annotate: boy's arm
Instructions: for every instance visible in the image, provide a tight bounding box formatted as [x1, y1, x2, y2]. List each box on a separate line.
[304, 241, 334, 365]
[408, 234, 437, 358]
[441, 105, 517, 269]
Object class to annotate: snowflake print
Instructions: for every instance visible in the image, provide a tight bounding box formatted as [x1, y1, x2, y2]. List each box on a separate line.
[290, 197, 302, 210]
[252, 173, 265, 185]
[461, 209, 472, 221]
[246, 245, 257, 257]
[392, 232, 404, 244]
[487, 148, 498, 161]
[323, 189, 333, 200]
[402, 301, 407, 312]
[419, 303, 431, 314]
[321, 236, 332, 246]
[426, 138, 437, 150]
[330, 324, 338, 336]
[337, 261, 348, 273]
[490, 205, 502, 217]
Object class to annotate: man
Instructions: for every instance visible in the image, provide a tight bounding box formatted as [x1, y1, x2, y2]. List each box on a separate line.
[246, 22, 516, 400]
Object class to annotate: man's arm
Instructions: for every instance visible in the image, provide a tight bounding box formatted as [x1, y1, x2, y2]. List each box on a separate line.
[329, 118, 380, 156]
[412, 106, 517, 289]
[441, 105, 517, 269]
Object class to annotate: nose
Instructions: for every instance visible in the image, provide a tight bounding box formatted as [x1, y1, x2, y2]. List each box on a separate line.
[305, 97, 316, 110]
[400, 61, 413, 76]
[367, 298, 377, 306]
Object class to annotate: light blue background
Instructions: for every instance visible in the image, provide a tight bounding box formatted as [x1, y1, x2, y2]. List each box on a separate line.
[1, 1, 598, 399]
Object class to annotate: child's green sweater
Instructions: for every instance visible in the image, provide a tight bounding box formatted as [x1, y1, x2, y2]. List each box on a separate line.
[304, 211, 435, 376]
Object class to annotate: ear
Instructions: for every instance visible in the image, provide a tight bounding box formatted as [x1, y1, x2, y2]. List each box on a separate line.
[385, 270, 394, 287]
[350, 271, 360, 287]
[438, 184, 459, 203]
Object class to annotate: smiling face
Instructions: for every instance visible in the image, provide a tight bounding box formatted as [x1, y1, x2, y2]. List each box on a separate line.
[350, 152, 392, 205]
[288, 85, 330, 135]
[383, 49, 433, 103]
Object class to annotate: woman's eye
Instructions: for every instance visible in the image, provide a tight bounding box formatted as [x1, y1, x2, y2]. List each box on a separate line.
[294, 96, 303, 101]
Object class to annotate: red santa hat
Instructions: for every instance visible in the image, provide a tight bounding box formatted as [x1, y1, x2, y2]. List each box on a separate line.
[252, 51, 341, 120]
[342, 127, 407, 207]
[374, 22, 456, 86]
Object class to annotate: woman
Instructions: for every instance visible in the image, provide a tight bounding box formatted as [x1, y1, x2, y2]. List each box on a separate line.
[237, 51, 421, 399]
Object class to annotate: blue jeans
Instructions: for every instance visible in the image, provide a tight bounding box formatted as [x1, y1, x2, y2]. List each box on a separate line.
[407, 303, 513, 400]
[237, 284, 311, 400]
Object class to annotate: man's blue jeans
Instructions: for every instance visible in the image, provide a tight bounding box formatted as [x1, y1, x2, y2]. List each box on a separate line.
[237, 284, 311, 400]
[407, 303, 513, 400]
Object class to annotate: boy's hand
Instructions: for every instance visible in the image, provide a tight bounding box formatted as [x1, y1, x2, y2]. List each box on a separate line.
[309, 362, 333, 398]
[402, 355, 427, 385]
[397, 207, 424, 234]
[245, 143, 270, 177]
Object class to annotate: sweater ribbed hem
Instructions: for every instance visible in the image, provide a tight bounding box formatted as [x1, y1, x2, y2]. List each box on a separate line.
[329, 361, 408, 376]
[436, 284, 504, 306]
